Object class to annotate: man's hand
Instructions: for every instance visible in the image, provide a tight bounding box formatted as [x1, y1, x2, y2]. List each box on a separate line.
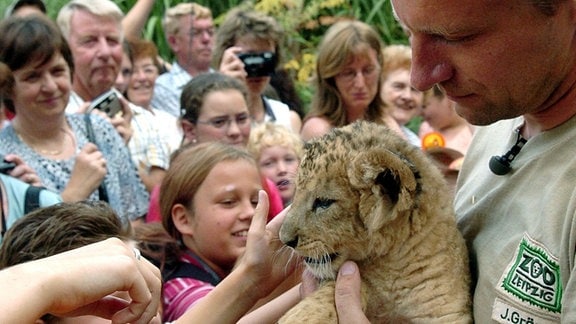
[335, 261, 370, 324]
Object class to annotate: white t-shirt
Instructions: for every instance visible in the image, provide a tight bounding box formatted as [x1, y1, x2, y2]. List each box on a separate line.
[455, 115, 576, 323]
[262, 97, 294, 131]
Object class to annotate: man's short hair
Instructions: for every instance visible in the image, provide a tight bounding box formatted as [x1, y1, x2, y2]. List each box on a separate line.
[162, 2, 212, 38]
[4, 0, 46, 18]
[56, 0, 124, 40]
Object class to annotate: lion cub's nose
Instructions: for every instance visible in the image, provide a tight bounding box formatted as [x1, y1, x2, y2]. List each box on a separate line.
[284, 236, 298, 249]
[280, 221, 299, 248]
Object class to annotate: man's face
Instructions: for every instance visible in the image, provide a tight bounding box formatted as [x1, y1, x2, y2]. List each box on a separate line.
[172, 14, 214, 72]
[68, 9, 123, 99]
[391, 0, 576, 126]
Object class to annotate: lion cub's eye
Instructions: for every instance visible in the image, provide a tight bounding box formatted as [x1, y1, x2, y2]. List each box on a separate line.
[312, 198, 335, 212]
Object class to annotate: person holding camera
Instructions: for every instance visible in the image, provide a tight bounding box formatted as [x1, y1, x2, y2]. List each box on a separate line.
[213, 8, 302, 133]
[58, 0, 170, 196]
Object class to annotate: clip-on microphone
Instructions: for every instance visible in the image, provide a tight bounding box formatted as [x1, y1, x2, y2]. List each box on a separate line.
[489, 131, 527, 175]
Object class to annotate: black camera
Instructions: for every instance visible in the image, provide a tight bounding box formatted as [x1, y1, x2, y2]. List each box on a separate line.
[237, 51, 277, 77]
[0, 155, 16, 175]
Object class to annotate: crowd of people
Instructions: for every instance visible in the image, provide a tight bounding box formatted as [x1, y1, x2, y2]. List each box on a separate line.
[1, 0, 575, 322]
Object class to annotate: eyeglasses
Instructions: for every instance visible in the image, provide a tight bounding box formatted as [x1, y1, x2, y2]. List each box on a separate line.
[336, 65, 380, 84]
[188, 27, 215, 38]
[196, 113, 251, 129]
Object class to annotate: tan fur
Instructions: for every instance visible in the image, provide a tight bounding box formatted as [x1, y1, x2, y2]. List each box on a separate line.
[279, 121, 472, 323]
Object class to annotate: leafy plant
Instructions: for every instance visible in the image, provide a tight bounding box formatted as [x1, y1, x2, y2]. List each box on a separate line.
[0, 0, 407, 111]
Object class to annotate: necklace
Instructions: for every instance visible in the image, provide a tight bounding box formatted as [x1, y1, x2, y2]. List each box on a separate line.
[16, 127, 75, 156]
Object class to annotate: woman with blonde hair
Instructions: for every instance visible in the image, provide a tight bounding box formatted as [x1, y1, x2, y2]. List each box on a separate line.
[381, 44, 424, 146]
[300, 20, 404, 141]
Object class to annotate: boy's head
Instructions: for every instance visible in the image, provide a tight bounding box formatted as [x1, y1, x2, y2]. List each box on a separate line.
[0, 201, 133, 323]
[247, 122, 303, 160]
[247, 123, 303, 205]
[0, 201, 131, 268]
[4, 0, 46, 18]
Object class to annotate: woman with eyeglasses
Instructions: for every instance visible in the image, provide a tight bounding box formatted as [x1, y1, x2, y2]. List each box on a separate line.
[300, 20, 405, 141]
[146, 72, 283, 223]
[179, 73, 252, 147]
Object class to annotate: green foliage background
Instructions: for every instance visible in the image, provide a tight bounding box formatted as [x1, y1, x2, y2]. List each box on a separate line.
[1, 0, 407, 109]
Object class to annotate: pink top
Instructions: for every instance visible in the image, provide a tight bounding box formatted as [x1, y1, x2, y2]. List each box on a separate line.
[146, 184, 161, 223]
[162, 253, 217, 322]
[263, 176, 284, 221]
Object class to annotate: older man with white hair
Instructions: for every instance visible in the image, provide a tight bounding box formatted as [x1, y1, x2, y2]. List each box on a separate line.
[57, 0, 169, 194]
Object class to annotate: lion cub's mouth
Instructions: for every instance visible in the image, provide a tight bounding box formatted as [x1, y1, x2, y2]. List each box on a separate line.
[304, 253, 339, 265]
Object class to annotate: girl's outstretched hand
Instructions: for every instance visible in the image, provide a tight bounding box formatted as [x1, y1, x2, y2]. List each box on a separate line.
[238, 190, 299, 298]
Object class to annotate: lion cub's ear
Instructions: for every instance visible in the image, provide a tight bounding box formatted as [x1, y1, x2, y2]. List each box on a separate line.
[348, 148, 418, 232]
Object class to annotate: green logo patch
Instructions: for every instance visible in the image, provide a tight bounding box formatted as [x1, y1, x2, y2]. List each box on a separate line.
[502, 237, 562, 313]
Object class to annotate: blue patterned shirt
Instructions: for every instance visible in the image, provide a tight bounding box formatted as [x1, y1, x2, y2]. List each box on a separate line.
[0, 114, 149, 223]
[151, 62, 192, 118]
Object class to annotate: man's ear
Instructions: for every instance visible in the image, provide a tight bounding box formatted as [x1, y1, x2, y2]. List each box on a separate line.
[171, 203, 195, 236]
[167, 34, 180, 52]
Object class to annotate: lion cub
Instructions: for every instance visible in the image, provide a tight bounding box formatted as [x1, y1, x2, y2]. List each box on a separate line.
[279, 121, 472, 323]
